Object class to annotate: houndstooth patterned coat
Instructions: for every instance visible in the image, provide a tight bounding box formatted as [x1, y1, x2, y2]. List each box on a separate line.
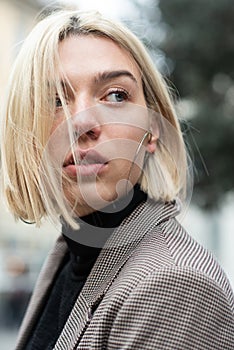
[16, 199, 234, 349]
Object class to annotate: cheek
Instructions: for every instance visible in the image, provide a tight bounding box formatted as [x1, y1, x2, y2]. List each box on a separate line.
[105, 125, 147, 168]
[106, 125, 146, 142]
[107, 134, 146, 186]
[50, 116, 64, 135]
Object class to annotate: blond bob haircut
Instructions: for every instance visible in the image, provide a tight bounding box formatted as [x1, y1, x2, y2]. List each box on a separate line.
[1, 9, 189, 228]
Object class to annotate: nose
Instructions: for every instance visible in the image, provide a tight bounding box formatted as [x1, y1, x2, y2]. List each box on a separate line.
[72, 102, 101, 145]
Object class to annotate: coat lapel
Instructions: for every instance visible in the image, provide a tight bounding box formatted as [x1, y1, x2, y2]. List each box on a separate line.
[15, 234, 68, 350]
[54, 199, 180, 349]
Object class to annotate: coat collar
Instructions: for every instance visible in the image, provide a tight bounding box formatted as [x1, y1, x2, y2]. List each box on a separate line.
[54, 198, 180, 349]
[83, 199, 179, 304]
[16, 199, 180, 349]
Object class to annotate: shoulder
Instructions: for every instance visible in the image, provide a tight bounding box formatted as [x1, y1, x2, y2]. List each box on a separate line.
[157, 217, 234, 307]
[115, 211, 234, 312]
[107, 265, 234, 349]
[127, 264, 234, 316]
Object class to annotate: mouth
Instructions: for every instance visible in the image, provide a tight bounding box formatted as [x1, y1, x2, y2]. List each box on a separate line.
[63, 149, 108, 177]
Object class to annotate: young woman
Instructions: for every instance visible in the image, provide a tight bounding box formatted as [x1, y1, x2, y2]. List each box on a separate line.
[1, 9, 234, 350]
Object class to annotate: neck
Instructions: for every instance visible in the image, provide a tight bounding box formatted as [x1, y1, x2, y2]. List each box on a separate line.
[62, 184, 147, 255]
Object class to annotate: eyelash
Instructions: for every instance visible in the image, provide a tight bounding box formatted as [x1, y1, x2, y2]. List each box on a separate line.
[55, 88, 130, 110]
[104, 88, 130, 103]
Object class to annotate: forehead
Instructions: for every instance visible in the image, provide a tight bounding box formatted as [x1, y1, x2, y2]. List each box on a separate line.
[58, 35, 141, 81]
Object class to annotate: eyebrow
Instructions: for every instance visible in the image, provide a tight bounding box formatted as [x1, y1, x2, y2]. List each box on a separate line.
[94, 70, 138, 85]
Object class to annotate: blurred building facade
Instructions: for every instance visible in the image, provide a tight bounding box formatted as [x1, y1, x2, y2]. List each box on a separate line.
[0, 0, 43, 98]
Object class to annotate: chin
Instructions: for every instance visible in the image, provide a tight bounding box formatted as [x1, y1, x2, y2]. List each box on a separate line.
[63, 182, 113, 215]
[63, 174, 138, 216]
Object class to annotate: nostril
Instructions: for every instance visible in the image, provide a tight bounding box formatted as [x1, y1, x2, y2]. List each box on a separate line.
[86, 129, 98, 139]
[73, 124, 101, 142]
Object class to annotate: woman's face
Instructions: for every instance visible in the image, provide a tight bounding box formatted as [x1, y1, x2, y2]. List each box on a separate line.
[50, 35, 154, 216]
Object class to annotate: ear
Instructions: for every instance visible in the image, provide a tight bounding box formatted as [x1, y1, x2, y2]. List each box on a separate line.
[146, 133, 157, 154]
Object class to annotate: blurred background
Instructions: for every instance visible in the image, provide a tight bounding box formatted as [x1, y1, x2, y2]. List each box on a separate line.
[0, 0, 234, 348]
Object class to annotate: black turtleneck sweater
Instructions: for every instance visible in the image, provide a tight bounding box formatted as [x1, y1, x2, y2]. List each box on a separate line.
[25, 185, 147, 350]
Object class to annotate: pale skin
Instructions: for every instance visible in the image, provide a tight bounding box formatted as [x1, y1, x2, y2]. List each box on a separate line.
[51, 35, 157, 217]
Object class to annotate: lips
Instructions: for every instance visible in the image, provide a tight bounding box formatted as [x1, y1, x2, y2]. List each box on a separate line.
[63, 149, 108, 177]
